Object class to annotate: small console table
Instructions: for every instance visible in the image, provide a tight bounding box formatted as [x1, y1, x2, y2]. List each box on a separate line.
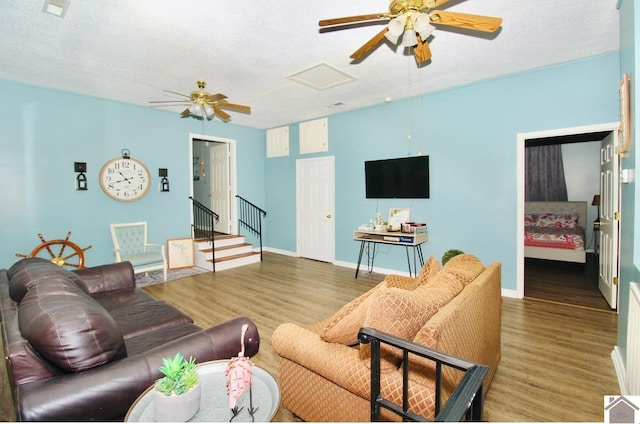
[353, 228, 428, 278]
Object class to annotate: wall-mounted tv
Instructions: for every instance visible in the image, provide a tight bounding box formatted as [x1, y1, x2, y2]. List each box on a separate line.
[365, 156, 430, 199]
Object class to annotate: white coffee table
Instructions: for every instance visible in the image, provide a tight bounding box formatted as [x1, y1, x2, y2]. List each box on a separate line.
[125, 360, 281, 422]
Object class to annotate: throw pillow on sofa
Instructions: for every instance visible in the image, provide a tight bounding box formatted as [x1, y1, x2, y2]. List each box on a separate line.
[320, 281, 386, 345]
[18, 277, 127, 372]
[384, 256, 440, 290]
[320, 256, 440, 346]
[440, 254, 485, 286]
[359, 270, 465, 372]
[7, 257, 86, 303]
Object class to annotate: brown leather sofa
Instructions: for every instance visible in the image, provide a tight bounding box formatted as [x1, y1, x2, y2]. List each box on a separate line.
[0, 257, 260, 421]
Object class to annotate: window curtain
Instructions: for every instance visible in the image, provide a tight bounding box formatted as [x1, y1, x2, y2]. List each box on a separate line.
[525, 144, 568, 201]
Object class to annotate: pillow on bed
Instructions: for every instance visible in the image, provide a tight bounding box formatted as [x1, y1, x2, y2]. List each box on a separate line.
[524, 213, 538, 227]
[536, 212, 578, 229]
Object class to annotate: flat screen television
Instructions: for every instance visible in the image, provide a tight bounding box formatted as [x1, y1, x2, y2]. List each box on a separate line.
[365, 156, 430, 199]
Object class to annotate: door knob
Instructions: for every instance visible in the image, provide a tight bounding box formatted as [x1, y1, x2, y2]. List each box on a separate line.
[327, 214, 332, 218]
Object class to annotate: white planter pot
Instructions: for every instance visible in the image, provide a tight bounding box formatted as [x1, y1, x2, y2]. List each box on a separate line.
[153, 382, 201, 422]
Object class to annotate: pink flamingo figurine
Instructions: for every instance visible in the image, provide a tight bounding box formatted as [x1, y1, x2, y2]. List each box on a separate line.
[226, 323, 257, 421]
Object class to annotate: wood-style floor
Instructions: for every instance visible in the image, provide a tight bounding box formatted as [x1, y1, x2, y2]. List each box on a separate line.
[0, 252, 620, 421]
[525, 253, 614, 311]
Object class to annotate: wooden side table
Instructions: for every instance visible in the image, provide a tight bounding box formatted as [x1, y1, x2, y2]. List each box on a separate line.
[125, 360, 280, 422]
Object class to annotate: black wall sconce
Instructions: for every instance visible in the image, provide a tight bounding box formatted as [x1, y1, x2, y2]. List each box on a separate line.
[74, 162, 87, 190]
[159, 168, 170, 192]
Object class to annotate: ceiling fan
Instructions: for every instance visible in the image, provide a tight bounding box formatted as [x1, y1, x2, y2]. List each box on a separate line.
[149, 80, 251, 121]
[319, 0, 502, 65]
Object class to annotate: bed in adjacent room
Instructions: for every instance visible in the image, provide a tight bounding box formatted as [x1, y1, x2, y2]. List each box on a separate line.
[524, 201, 587, 264]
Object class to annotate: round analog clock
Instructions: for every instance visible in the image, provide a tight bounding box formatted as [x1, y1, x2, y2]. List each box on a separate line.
[99, 150, 151, 202]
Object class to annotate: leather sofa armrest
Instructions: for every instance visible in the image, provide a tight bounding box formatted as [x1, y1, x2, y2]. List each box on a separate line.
[16, 317, 259, 421]
[72, 261, 135, 294]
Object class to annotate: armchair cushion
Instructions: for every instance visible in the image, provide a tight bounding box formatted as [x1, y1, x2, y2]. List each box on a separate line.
[122, 251, 164, 267]
[18, 279, 126, 372]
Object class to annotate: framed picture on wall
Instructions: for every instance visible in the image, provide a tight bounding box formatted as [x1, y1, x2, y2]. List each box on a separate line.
[167, 238, 195, 270]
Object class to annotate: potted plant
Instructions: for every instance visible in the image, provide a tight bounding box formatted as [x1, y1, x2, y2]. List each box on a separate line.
[153, 353, 201, 422]
[442, 249, 464, 266]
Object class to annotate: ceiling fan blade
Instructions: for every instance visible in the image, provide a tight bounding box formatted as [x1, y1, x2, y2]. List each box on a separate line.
[429, 11, 502, 33]
[208, 93, 228, 101]
[427, 0, 452, 8]
[319, 13, 388, 27]
[162, 90, 191, 99]
[213, 106, 231, 121]
[216, 102, 251, 113]
[350, 27, 389, 60]
[180, 108, 191, 117]
[149, 100, 190, 104]
[413, 37, 432, 64]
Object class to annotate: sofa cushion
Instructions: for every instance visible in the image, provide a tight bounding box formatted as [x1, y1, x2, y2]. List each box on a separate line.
[18, 278, 127, 372]
[108, 300, 193, 339]
[7, 258, 85, 303]
[440, 254, 485, 286]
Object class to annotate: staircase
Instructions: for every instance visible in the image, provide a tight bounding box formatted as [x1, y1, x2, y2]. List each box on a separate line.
[193, 234, 261, 272]
[190, 195, 266, 272]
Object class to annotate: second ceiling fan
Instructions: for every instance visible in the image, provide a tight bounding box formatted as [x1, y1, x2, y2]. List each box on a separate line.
[319, 0, 502, 65]
[150, 80, 251, 121]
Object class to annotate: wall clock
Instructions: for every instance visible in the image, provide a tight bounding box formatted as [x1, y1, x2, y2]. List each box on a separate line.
[99, 149, 151, 202]
[619, 73, 631, 158]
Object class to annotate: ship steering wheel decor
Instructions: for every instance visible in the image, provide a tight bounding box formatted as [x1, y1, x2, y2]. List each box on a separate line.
[16, 231, 92, 269]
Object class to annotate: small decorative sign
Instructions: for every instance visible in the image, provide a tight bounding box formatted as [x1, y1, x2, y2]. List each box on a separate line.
[166, 238, 195, 270]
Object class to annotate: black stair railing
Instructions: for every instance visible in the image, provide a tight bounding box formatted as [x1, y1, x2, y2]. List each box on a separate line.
[236, 195, 267, 261]
[359, 327, 489, 422]
[189, 196, 219, 272]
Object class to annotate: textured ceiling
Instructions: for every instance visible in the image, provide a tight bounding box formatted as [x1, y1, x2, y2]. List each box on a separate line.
[0, 1, 620, 129]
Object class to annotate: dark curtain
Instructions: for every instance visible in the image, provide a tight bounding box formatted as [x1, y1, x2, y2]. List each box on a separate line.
[525, 144, 568, 201]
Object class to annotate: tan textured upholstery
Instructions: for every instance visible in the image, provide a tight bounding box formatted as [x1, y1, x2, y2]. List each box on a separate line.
[383, 255, 440, 290]
[271, 254, 502, 422]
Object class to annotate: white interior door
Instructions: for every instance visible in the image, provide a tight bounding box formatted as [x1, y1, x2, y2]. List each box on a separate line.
[209, 143, 231, 234]
[598, 132, 620, 309]
[296, 156, 335, 262]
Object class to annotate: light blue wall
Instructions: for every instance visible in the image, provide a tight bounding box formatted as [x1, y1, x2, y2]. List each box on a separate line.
[265, 52, 620, 292]
[0, 52, 621, 294]
[0, 81, 264, 267]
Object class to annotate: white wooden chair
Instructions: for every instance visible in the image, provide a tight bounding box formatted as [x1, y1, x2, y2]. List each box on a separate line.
[109, 221, 167, 281]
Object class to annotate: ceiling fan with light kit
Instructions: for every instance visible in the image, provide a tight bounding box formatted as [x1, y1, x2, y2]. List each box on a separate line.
[149, 80, 251, 121]
[319, 0, 502, 65]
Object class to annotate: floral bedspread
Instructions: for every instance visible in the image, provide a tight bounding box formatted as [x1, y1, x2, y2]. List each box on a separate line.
[524, 225, 585, 250]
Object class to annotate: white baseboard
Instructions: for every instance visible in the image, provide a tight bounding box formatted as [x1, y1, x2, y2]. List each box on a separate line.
[611, 346, 628, 395]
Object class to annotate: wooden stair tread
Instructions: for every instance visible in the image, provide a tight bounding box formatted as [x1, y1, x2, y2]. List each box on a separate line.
[213, 251, 261, 263]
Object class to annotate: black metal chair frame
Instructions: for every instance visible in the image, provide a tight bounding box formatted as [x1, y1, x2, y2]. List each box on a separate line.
[358, 327, 489, 422]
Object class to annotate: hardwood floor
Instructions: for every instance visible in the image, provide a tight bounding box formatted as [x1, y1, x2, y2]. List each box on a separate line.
[524, 253, 613, 311]
[0, 252, 620, 421]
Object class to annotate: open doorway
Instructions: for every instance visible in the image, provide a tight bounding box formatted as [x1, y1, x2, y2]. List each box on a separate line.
[189, 134, 238, 236]
[516, 123, 620, 310]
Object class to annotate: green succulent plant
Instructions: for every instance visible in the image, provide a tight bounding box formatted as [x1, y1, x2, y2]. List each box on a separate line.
[155, 353, 199, 396]
[442, 249, 465, 266]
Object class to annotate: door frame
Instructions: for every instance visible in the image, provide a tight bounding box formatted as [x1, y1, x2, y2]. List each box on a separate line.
[189, 133, 238, 236]
[516, 122, 620, 299]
